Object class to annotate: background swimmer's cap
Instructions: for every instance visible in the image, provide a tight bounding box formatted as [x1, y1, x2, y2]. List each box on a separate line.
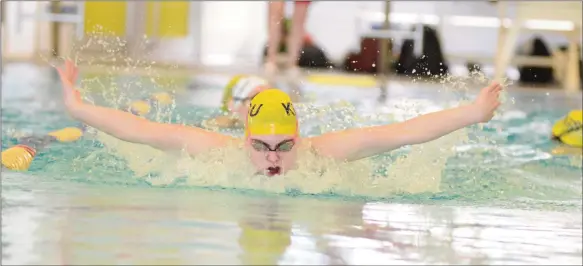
[552, 109, 582, 148]
[246, 89, 298, 136]
[220, 75, 268, 113]
[220, 75, 245, 112]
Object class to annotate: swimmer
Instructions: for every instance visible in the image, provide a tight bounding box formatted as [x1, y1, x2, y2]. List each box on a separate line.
[58, 60, 503, 176]
[203, 75, 269, 129]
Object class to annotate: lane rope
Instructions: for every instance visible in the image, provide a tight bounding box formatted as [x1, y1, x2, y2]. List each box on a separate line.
[1, 92, 174, 171]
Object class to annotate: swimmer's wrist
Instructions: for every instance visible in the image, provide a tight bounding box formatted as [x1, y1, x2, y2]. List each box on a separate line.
[465, 103, 483, 124]
[65, 101, 80, 113]
[65, 102, 89, 119]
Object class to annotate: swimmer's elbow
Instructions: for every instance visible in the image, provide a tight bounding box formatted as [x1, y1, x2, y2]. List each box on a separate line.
[383, 121, 440, 146]
[400, 129, 444, 145]
[311, 133, 394, 162]
[312, 126, 416, 161]
[349, 128, 413, 160]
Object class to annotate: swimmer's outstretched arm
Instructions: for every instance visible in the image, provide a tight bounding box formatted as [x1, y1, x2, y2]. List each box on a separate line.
[56, 61, 235, 155]
[310, 82, 503, 161]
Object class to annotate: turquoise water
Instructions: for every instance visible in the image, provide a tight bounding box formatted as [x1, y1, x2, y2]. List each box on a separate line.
[2, 63, 582, 265]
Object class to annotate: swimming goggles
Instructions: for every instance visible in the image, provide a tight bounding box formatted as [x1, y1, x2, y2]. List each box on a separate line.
[250, 139, 295, 152]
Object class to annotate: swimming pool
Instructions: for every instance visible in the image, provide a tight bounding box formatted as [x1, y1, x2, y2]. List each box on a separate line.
[2, 63, 582, 265]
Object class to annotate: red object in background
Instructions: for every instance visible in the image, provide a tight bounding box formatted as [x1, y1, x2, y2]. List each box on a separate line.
[303, 34, 313, 46]
[294, 0, 311, 5]
[344, 38, 387, 73]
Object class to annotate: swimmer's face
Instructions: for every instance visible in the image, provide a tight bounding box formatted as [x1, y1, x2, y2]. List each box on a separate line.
[246, 134, 298, 176]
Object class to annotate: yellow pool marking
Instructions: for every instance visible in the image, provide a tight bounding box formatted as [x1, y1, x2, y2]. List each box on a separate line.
[306, 73, 378, 88]
[145, 1, 189, 38]
[84, 1, 127, 36]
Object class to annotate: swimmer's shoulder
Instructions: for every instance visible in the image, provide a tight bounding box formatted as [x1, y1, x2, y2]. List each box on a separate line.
[296, 138, 327, 159]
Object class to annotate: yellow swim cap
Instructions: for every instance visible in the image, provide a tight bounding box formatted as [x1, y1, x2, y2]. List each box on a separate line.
[220, 75, 246, 112]
[246, 89, 298, 136]
[552, 110, 582, 148]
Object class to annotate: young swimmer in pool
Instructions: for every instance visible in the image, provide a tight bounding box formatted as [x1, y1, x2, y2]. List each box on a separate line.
[58, 60, 503, 176]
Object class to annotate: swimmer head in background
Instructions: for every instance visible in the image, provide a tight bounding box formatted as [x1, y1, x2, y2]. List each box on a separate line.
[221, 75, 269, 121]
[552, 109, 582, 148]
[245, 89, 299, 177]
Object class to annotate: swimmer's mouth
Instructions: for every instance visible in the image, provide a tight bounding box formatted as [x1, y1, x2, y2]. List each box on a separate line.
[266, 167, 281, 176]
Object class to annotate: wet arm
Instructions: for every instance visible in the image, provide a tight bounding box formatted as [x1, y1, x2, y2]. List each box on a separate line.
[70, 103, 235, 155]
[309, 104, 480, 161]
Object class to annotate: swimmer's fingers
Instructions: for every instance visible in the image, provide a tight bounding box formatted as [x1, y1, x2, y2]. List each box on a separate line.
[493, 99, 501, 109]
[57, 60, 78, 89]
[55, 66, 64, 78]
[487, 83, 503, 106]
[65, 60, 78, 83]
[488, 81, 502, 93]
[494, 86, 503, 104]
[56, 66, 70, 87]
[493, 87, 502, 97]
[71, 61, 79, 83]
[65, 59, 74, 71]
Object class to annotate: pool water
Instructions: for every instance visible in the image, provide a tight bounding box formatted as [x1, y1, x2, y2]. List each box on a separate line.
[2, 63, 582, 265]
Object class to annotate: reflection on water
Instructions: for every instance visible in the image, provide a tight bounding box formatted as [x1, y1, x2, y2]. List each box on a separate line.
[2, 175, 581, 265]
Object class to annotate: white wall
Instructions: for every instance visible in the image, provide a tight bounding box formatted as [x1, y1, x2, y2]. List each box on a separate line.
[145, 1, 202, 65]
[2, 2, 38, 58]
[197, 1, 576, 66]
[199, 1, 268, 67]
[136, 1, 269, 67]
[435, 1, 571, 60]
[308, 1, 573, 62]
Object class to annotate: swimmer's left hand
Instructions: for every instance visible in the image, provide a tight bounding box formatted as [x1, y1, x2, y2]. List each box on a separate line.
[471, 82, 503, 123]
[56, 60, 82, 112]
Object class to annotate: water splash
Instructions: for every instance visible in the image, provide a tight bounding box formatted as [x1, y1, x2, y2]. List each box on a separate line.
[25, 33, 581, 206]
[84, 74, 469, 198]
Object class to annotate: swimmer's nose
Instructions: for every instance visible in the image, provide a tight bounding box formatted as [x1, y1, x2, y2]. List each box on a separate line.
[266, 151, 280, 163]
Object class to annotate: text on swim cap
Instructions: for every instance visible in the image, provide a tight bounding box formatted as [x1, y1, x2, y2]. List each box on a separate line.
[282, 102, 296, 116]
[248, 102, 296, 117]
[249, 104, 263, 117]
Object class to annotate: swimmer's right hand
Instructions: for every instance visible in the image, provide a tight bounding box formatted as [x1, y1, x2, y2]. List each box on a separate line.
[471, 81, 503, 123]
[56, 60, 82, 112]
